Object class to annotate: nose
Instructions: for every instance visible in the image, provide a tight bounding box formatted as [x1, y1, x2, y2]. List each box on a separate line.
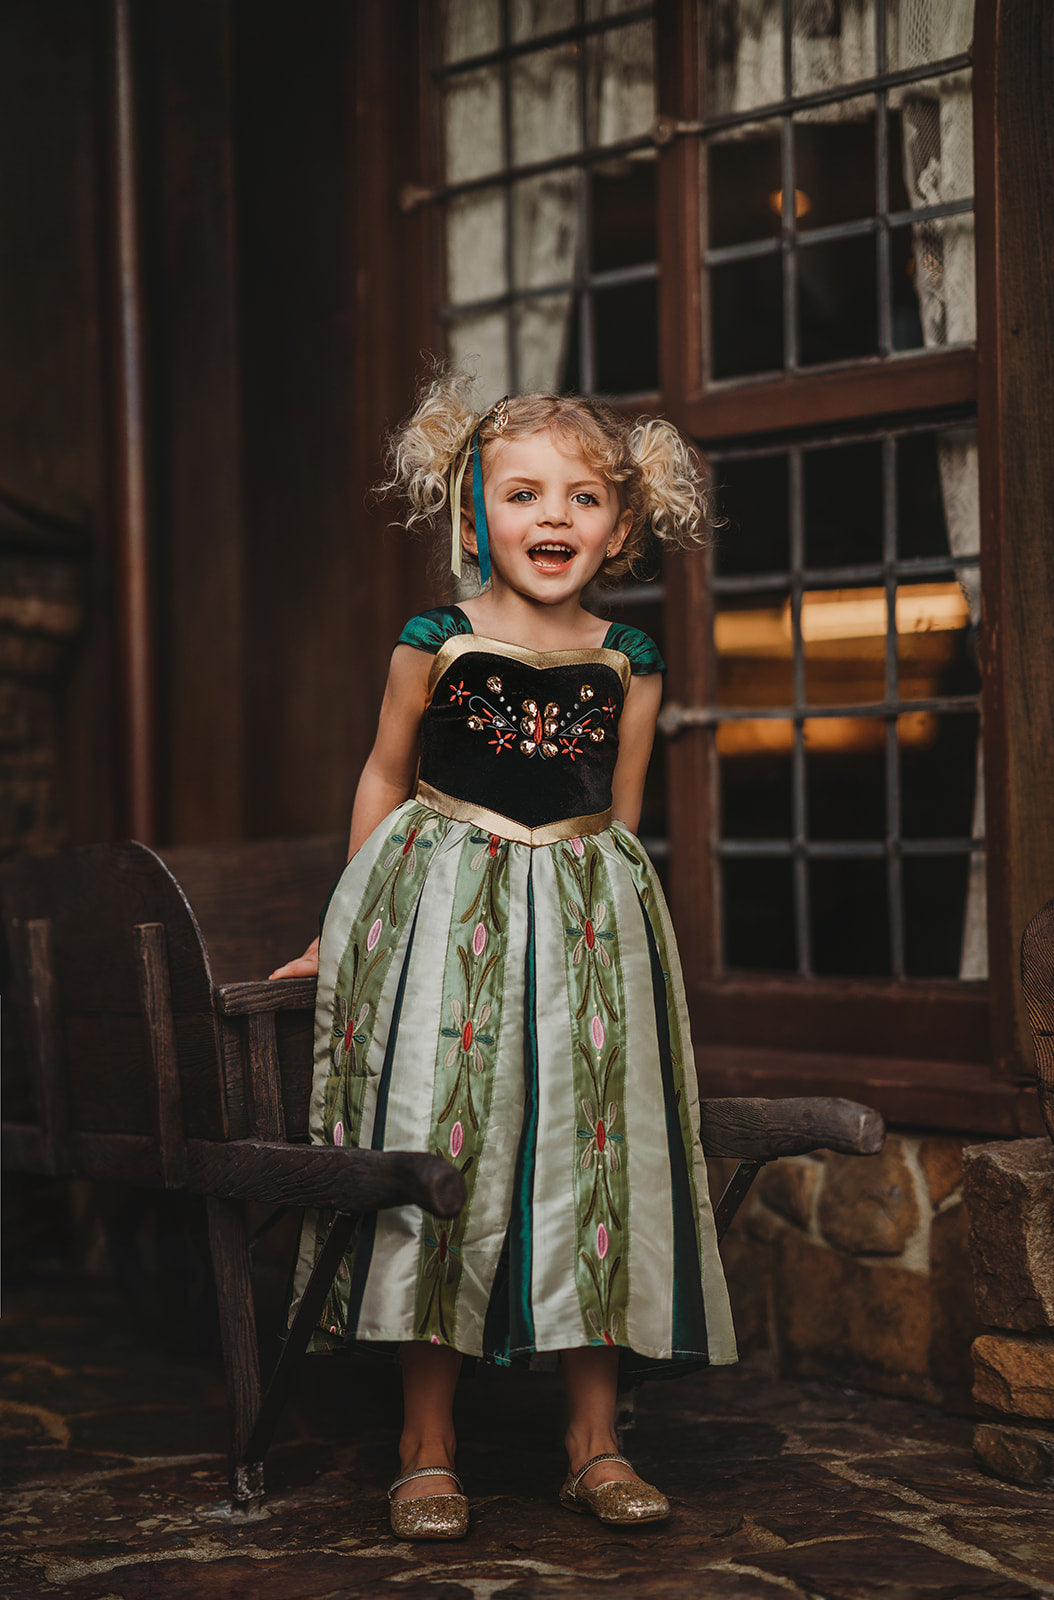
[538, 491, 571, 526]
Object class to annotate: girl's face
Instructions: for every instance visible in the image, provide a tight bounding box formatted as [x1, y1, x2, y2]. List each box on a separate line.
[462, 428, 630, 606]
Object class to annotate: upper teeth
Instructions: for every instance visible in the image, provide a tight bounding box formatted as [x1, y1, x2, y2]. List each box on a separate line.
[533, 544, 572, 554]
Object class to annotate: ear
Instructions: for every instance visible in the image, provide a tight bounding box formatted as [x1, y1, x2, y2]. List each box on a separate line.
[606, 509, 632, 559]
[460, 507, 478, 559]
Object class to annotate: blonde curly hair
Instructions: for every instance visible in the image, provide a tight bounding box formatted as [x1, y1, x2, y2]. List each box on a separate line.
[380, 368, 715, 586]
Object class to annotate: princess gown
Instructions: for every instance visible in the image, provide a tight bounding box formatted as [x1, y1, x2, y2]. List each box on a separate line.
[290, 606, 736, 1377]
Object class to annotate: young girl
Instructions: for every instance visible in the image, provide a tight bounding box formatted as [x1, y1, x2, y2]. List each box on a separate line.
[272, 373, 736, 1540]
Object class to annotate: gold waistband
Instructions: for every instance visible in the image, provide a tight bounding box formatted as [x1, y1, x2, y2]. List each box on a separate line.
[415, 781, 612, 848]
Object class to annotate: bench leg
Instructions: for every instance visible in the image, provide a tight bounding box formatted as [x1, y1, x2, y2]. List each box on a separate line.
[713, 1159, 765, 1242]
[240, 1210, 357, 1476]
[205, 1196, 264, 1504]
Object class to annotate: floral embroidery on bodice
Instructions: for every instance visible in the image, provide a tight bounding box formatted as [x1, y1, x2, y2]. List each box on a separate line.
[419, 635, 630, 831]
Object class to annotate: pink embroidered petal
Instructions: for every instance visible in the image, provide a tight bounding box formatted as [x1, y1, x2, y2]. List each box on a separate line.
[590, 1015, 605, 1051]
[472, 921, 488, 956]
[571, 837, 585, 857]
[333, 1121, 344, 1147]
[450, 1120, 464, 1159]
[366, 917, 383, 952]
[596, 1223, 609, 1259]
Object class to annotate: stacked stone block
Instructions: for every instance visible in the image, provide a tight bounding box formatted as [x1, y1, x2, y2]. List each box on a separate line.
[713, 1132, 979, 1409]
[963, 1138, 1054, 1486]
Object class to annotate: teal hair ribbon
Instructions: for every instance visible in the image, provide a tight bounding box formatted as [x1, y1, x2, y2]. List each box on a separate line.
[470, 428, 491, 587]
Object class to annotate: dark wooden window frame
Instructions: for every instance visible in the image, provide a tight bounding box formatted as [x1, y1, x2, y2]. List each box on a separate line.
[409, 0, 1054, 1136]
[658, 0, 1053, 1136]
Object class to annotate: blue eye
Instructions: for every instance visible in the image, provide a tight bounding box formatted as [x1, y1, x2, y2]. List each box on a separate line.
[573, 492, 599, 506]
[511, 489, 534, 502]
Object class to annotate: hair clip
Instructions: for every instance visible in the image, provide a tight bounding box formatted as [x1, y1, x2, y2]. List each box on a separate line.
[492, 396, 510, 433]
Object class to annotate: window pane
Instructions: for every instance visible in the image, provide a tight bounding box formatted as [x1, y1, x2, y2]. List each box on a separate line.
[902, 855, 972, 978]
[896, 580, 976, 702]
[805, 717, 886, 840]
[446, 189, 507, 305]
[443, 0, 500, 61]
[900, 710, 980, 840]
[511, 45, 580, 166]
[448, 312, 509, 397]
[511, 0, 575, 42]
[810, 858, 890, 978]
[590, 153, 655, 271]
[798, 233, 878, 365]
[586, 22, 656, 146]
[713, 452, 790, 578]
[892, 215, 976, 349]
[794, 98, 876, 231]
[708, 123, 781, 249]
[897, 432, 948, 559]
[444, 69, 504, 182]
[715, 592, 794, 709]
[792, 0, 876, 95]
[723, 857, 797, 972]
[512, 173, 578, 291]
[720, 727, 794, 839]
[802, 583, 888, 708]
[593, 280, 658, 393]
[587, 0, 650, 18]
[889, 0, 974, 68]
[890, 224, 926, 350]
[514, 293, 573, 391]
[705, 0, 784, 116]
[710, 253, 783, 378]
[804, 440, 883, 569]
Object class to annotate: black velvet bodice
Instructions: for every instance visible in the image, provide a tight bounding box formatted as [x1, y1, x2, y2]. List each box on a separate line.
[420, 637, 630, 830]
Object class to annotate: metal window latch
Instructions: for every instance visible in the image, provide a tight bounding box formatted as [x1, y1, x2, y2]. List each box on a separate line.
[657, 703, 716, 739]
[651, 116, 705, 146]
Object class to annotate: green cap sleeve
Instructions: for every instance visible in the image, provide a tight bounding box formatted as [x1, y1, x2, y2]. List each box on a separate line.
[602, 623, 666, 676]
[397, 607, 473, 654]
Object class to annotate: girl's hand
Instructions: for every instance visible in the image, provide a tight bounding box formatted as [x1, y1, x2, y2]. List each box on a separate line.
[269, 937, 319, 980]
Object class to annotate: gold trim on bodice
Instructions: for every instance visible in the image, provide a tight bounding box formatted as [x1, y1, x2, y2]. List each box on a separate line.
[415, 780, 612, 848]
[426, 633, 631, 706]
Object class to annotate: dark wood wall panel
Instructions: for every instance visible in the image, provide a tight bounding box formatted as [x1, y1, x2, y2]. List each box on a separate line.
[143, 0, 245, 845]
[976, 0, 1054, 1076]
[0, 0, 115, 848]
[233, 0, 432, 843]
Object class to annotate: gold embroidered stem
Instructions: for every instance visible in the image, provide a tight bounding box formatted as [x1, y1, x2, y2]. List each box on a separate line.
[415, 781, 611, 848]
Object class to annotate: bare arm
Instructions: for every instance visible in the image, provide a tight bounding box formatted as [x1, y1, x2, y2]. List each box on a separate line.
[269, 645, 431, 978]
[610, 672, 663, 833]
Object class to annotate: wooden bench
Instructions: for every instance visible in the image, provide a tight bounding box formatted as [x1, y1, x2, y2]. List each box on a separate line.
[1, 837, 884, 1504]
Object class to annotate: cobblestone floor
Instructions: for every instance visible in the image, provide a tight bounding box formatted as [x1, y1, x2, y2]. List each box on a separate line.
[3, 1280, 1054, 1600]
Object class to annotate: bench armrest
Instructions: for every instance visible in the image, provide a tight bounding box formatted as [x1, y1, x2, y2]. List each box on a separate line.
[185, 1141, 465, 1216]
[699, 1096, 885, 1161]
[214, 977, 318, 1016]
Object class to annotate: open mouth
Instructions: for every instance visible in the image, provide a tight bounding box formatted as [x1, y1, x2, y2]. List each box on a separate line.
[528, 542, 576, 571]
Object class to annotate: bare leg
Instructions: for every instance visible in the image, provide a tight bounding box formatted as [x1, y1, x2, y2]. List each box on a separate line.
[561, 1346, 642, 1488]
[392, 1340, 462, 1500]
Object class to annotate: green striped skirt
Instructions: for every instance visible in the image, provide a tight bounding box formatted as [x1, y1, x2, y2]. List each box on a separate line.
[290, 798, 737, 1375]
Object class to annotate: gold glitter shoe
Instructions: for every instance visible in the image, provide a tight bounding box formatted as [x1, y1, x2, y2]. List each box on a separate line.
[388, 1466, 469, 1541]
[559, 1452, 670, 1526]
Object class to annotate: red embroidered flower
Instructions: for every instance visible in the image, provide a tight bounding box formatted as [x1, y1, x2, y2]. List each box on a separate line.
[449, 680, 469, 705]
[578, 1096, 623, 1172]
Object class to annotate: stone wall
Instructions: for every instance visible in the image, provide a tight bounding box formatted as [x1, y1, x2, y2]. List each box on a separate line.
[712, 1132, 981, 1410]
[964, 1138, 1054, 1486]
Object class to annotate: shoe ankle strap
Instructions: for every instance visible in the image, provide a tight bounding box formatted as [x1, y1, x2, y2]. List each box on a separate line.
[569, 1451, 631, 1495]
[388, 1465, 465, 1499]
